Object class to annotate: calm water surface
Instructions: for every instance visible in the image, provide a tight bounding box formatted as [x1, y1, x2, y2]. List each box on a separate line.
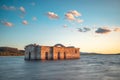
[0, 55, 120, 80]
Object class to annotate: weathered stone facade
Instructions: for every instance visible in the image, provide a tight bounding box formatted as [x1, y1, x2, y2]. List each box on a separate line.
[24, 44, 80, 60]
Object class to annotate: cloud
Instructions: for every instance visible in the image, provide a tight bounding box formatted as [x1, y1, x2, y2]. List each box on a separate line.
[95, 28, 111, 34]
[19, 7, 26, 18]
[68, 10, 81, 17]
[32, 17, 37, 20]
[0, 20, 13, 27]
[47, 12, 59, 19]
[1, 5, 16, 10]
[4, 22, 13, 27]
[113, 27, 120, 32]
[83, 27, 91, 32]
[77, 27, 91, 32]
[30, 2, 36, 6]
[65, 13, 75, 20]
[76, 19, 84, 23]
[77, 28, 83, 32]
[20, 6, 26, 13]
[63, 24, 68, 28]
[22, 20, 28, 25]
[65, 10, 83, 23]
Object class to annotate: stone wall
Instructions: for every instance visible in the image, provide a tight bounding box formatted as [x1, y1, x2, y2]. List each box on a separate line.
[53, 47, 80, 60]
[24, 45, 34, 60]
[25, 44, 80, 60]
[40, 46, 53, 60]
[40, 46, 80, 60]
[34, 46, 41, 60]
[53, 47, 65, 60]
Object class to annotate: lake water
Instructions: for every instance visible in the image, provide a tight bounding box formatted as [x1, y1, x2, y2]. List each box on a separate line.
[0, 55, 120, 80]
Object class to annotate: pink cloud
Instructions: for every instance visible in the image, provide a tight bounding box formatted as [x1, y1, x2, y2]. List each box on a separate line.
[65, 10, 83, 23]
[76, 19, 84, 23]
[65, 13, 75, 20]
[63, 24, 68, 28]
[114, 27, 120, 32]
[22, 20, 28, 25]
[4, 22, 13, 27]
[47, 12, 59, 19]
[68, 10, 81, 17]
[20, 6, 26, 13]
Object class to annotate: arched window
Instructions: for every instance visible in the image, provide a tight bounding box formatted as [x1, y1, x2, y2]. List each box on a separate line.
[45, 52, 49, 60]
[64, 52, 66, 59]
[29, 52, 31, 60]
[75, 50, 77, 53]
[58, 52, 60, 60]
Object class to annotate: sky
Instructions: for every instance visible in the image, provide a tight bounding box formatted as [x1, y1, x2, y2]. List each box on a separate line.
[0, 0, 120, 54]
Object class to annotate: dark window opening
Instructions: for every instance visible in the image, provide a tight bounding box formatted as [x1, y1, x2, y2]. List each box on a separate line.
[45, 52, 49, 60]
[75, 50, 77, 53]
[29, 52, 31, 60]
[64, 52, 66, 59]
[58, 52, 60, 60]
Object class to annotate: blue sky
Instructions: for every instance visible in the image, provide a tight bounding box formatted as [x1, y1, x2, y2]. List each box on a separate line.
[0, 0, 120, 54]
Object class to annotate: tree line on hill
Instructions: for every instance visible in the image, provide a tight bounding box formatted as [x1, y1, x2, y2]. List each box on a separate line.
[0, 47, 24, 56]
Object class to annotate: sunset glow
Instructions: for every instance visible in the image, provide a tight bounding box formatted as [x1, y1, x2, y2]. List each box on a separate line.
[0, 0, 120, 54]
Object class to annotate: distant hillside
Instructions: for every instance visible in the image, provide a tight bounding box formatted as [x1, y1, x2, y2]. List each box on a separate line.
[80, 52, 120, 55]
[0, 47, 24, 56]
[80, 52, 98, 55]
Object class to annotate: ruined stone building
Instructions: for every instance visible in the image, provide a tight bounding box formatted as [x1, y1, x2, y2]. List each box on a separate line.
[24, 44, 80, 60]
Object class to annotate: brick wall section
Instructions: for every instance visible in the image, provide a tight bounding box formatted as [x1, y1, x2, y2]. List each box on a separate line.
[65, 47, 80, 59]
[40, 46, 80, 60]
[53, 47, 65, 60]
[41, 46, 51, 60]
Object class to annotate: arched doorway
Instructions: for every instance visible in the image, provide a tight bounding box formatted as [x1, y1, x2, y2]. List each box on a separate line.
[29, 52, 31, 60]
[45, 52, 49, 60]
[58, 52, 60, 60]
[64, 52, 66, 59]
